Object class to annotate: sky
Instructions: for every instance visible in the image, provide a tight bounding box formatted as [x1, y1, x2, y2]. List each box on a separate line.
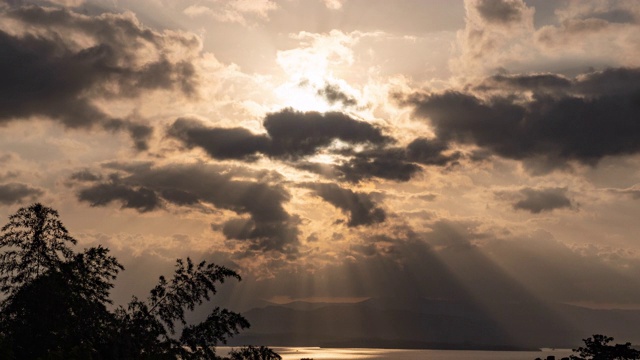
[2, 0, 640, 314]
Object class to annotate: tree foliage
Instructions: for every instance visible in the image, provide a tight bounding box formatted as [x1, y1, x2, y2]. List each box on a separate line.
[0, 204, 122, 359]
[0, 253, 120, 358]
[112, 258, 250, 359]
[0, 203, 274, 359]
[570, 334, 640, 360]
[0, 203, 76, 296]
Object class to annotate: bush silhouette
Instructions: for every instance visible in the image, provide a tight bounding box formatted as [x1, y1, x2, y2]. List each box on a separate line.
[536, 335, 640, 360]
[570, 334, 640, 360]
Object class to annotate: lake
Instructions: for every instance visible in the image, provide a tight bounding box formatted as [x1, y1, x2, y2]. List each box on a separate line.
[217, 347, 574, 360]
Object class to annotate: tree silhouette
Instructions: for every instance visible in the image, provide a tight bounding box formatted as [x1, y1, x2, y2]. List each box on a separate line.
[112, 258, 250, 358]
[0, 204, 123, 358]
[0, 203, 275, 359]
[570, 334, 640, 360]
[0, 248, 122, 358]
[0, 203, 76, 295]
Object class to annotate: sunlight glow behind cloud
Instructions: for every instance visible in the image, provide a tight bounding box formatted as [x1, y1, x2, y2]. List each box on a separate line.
[3, 2, 640, 340]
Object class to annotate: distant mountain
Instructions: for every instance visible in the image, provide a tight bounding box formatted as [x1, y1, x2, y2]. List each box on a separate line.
[275, 300, 350, 311]
[227, 297, 640, 350]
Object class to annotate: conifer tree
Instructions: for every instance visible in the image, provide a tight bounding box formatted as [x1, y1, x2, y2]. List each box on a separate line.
[0, 203, 76, 296]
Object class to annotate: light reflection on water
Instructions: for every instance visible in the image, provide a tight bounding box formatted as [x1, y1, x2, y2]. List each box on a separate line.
[218, 347, 574, 360]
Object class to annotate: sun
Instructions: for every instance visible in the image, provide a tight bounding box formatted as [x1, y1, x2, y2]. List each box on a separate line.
[274, 77, 333, 112]
[272, 31, 356, 113]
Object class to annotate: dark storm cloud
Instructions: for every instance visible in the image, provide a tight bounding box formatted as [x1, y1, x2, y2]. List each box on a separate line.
[475, 0, 524, 24]
[69, 169, 102, 182]
[262, 109, 390, 158]
[167, 117, 270, 161]
[574, 68, 640, 97]
[0, 5, 200, 147]
[334, 147, 423, 183]
[405, 67, 640, 171]
[293, 144, 458, 184]
[480, 69, 640, 97]
[0, 29, 110, 127]
[294, 143, 430, 184]
[406, 138, 462, 166]
[75, 162, 299, 254]
[168, 110, 460, 183]
[0, 182, 43, 205]
[496, 187, 573, 214]
[513, 188, 573, 213]
[78, 183, 161, 212]
[306, 183, 385, 227]
[317, 84, 358, 107]
[104, 120, 155, 151]
[478, 73, 572, 92]
[168, 109, 390, 160]
[333, 138, 461, 183]
[220, 216, 300, 255]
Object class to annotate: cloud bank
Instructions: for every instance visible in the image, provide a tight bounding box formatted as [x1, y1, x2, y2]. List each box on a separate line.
[404, 67, 640, 172]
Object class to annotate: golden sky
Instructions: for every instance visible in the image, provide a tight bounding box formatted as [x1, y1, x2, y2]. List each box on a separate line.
[2, 0, 640, 316]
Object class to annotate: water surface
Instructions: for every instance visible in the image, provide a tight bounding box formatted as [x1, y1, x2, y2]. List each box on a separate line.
[218, 347, 573, 360]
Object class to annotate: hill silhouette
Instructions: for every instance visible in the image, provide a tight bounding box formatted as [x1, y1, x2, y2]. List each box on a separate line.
[229, 297, 640, 350]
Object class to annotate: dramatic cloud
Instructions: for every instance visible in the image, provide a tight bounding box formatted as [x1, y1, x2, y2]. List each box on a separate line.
[317, 83, 358, 107]
[167, 117, 270, 161]
[328, 137, 461, 183]
[70, 170, 103, 182]
[78, 183, 161, 213]
[168, 109, 390, 161]
[168, 109, 461, 183]
[405, 67, 640, 172]
[476, 73, 572, 93]
[536, 2, 640, 62]
[453, 0, 640, 76]
[475, 0, 525, 25]
[4, 0, 640, 329]
[0, 183, 43, 205]
[334, 148, 423, 183]
[0, 5, 201, 148]
[479, 68, 640, 96]
[75, 162, 299, 254]
[306, 183, 385, 227]
[262, 109, 390, 158]
[451, 0, 534, 76]
[406, 138, 462, 166]
[496, 187, 573, 214]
